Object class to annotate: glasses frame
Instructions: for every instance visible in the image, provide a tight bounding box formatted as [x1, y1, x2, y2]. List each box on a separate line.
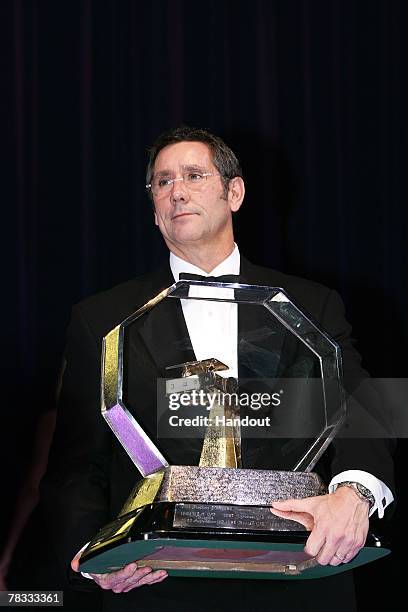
[146, 172, 221, 195]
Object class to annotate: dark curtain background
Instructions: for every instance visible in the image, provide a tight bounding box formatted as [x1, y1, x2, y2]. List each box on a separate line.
[2, 0, 407, 607]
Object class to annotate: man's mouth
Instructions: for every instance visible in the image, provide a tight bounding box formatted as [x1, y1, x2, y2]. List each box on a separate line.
[172, 212, 197, 220]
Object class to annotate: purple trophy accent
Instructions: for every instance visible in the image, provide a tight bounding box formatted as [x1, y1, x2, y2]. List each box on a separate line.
[103, 403, 168, 477]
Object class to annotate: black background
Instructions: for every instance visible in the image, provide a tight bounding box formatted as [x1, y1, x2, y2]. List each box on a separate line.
[1, 0, 407, 608]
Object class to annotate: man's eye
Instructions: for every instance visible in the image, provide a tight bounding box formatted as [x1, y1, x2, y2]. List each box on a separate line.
[157, 178, 172, 188]
[187, 173, 203, 183]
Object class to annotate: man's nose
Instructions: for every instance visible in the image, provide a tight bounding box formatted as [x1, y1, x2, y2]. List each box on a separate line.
[171, 177, 189, 201]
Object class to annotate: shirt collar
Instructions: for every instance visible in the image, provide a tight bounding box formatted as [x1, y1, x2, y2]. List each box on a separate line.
[169, 244, 240, 282]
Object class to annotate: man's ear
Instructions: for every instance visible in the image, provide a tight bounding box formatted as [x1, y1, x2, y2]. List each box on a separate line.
[228, 177, 245, 212]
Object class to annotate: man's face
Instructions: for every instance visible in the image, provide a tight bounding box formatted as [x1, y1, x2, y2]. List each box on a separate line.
[152, 141, 242, 250]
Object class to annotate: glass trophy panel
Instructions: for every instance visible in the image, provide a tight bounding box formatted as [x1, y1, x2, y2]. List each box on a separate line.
[119, 281, 345, 473]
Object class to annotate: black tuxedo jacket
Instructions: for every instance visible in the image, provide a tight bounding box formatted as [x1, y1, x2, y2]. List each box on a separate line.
[40, 257, 395, 611]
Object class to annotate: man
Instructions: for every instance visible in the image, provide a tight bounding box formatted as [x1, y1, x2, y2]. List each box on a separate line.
[41, 127, 395, 610]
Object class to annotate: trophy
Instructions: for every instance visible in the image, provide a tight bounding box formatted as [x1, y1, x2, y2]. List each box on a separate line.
[79, 279, 390, 579]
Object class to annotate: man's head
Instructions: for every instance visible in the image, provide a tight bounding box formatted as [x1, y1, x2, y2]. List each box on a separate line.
[146, 127, 245, 266]
[146, 126, 243, 199]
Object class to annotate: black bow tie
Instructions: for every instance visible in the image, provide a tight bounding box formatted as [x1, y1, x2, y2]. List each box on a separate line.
[179, 272, 243, 284]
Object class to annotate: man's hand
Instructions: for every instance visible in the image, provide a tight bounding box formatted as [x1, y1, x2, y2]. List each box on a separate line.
[270, 486, 370, 566]
[71, 550, 168, 593]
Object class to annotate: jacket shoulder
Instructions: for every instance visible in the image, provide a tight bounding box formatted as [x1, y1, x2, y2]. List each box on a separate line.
[243, 259, 333, 321]
[71, 265, 173, 339]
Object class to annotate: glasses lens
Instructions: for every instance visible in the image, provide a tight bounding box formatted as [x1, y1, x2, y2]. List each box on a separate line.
[150, 173, 218, 195]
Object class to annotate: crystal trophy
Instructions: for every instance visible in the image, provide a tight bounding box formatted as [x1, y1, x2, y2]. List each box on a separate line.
[79, 279, 389, 579]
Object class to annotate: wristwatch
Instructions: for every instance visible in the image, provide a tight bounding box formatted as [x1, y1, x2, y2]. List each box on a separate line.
[336, 481, 375, 510]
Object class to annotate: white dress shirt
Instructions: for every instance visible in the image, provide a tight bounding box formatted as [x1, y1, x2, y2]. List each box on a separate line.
[170, 245, 394, 518]
[171, 245, 240, 379]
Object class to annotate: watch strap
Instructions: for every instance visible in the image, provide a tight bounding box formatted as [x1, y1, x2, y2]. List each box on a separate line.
[336, 481, 375, 509]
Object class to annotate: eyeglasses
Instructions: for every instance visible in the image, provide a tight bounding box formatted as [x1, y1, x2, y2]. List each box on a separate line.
[146, 171, 221, 196]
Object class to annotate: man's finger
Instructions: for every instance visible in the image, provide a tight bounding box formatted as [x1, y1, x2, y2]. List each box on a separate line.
[98, 566, 151, 592]
[107, 564, 146, 592]
[271, 498, 314, 513]
[116, 569, 168, 593]
[329, 550, 348, 566]
[270, 507, 314, 530]
[304, 529, 326, 559]
[318, 542, 350, 566]
[136, 570, 168, 588]
[121, 571, 168, 592]
[91, 562, 141, 588]
[70, 551, 85, 573]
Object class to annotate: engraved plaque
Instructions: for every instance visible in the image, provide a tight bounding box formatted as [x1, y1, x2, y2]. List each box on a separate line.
[173, 503, 306, 531]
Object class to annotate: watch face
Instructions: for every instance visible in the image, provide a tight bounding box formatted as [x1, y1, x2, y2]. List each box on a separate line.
[356, 484, 375, 507]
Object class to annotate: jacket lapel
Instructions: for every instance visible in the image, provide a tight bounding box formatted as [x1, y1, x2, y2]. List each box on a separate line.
[138, 297, 196, 376]
[125, 261, 196, 377]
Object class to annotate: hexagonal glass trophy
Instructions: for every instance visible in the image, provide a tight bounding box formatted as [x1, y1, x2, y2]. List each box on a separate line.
[79, 279, 389, 579]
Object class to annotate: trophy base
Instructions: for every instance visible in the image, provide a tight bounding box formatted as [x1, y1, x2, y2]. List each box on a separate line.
[79, 502, 389, 579]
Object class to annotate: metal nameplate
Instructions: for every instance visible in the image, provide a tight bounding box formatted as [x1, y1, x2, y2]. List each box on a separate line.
[173, 503, 306, 531]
